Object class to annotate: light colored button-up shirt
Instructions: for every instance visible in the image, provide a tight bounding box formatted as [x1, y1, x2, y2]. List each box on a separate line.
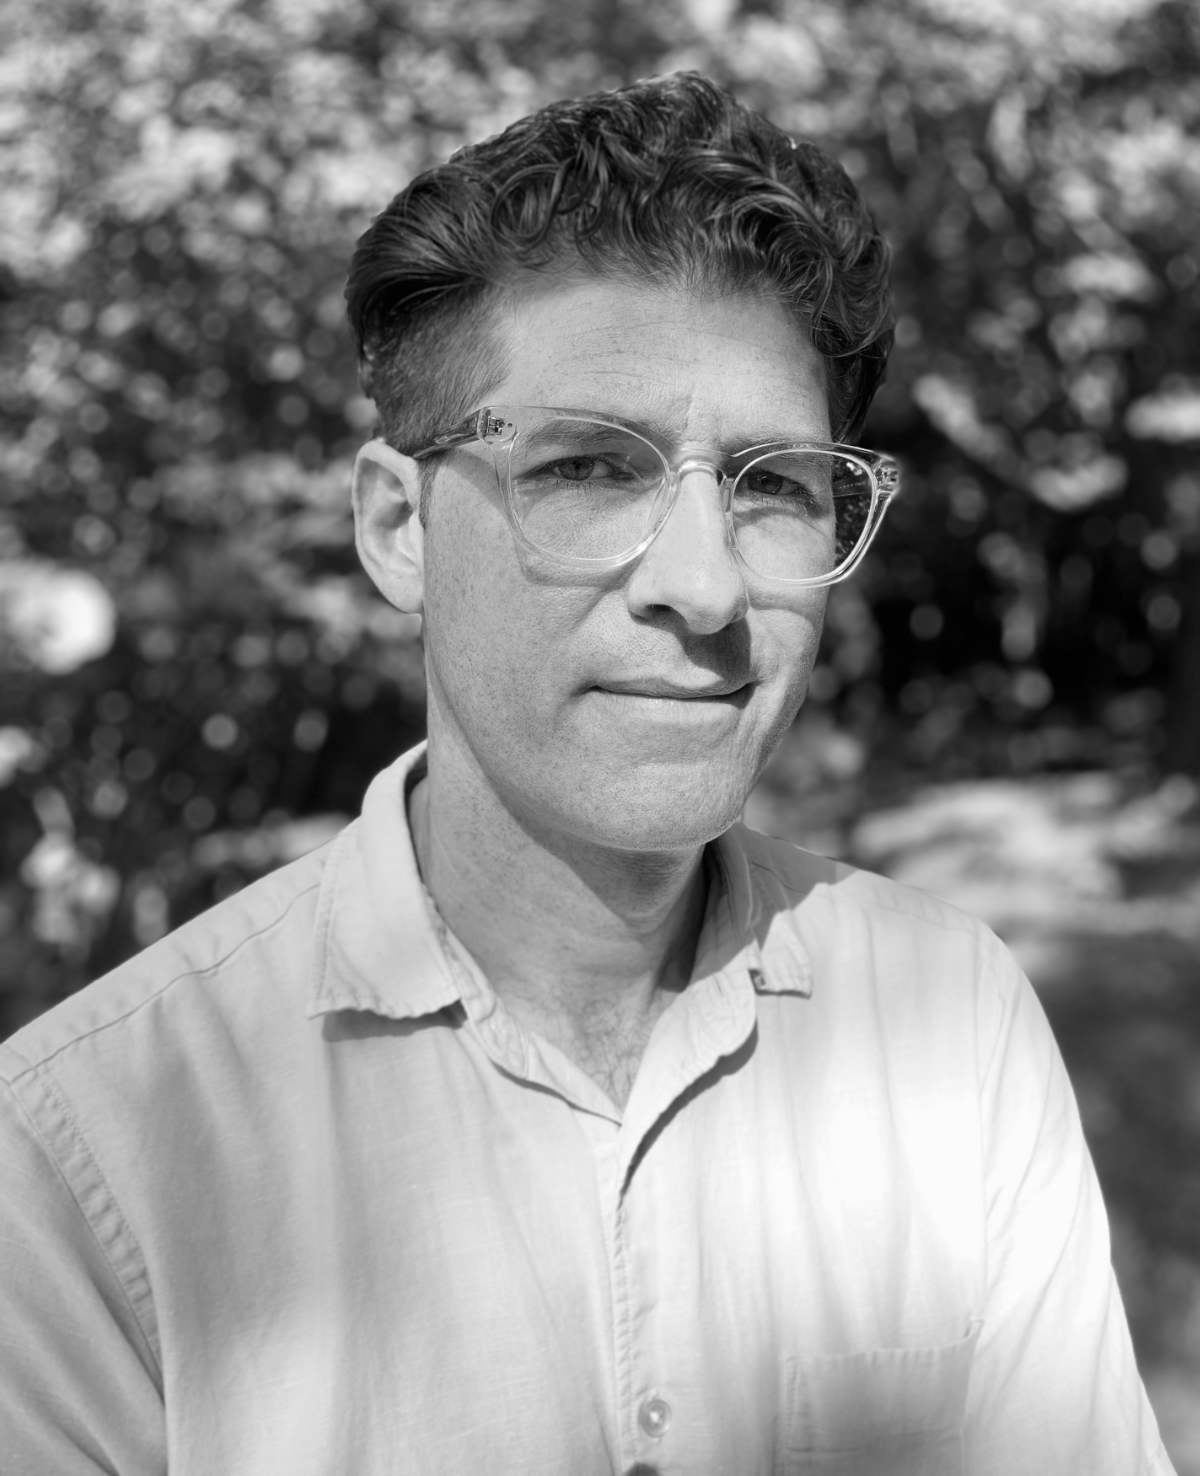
[0, 744, 1174, 1475]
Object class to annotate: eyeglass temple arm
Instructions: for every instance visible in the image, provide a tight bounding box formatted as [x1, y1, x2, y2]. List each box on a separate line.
[412, 409, 510, 461]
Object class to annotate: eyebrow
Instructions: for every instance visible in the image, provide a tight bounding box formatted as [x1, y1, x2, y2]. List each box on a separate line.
[599, 408, 833, 454]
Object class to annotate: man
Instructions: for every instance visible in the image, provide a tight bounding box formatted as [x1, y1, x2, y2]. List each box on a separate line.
[0, 72, 1174, 1475]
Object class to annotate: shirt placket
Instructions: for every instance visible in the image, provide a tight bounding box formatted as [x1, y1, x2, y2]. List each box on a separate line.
[606, 970, 758, 1473]
[425, 848, 768, 1470]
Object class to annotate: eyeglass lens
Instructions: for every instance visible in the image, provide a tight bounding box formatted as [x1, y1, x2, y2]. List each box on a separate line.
[504, 418, 877, 579]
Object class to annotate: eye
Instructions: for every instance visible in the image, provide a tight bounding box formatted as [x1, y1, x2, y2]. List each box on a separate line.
[740, 468, 829, 505]
[736, 452, 837, 515]
[542, 456, 624, 482]
[741, 467, 796, 498]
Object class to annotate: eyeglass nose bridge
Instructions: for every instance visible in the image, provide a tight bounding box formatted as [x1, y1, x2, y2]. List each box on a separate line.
[643, 455, 740, 553]
[670, 456, 736, 491]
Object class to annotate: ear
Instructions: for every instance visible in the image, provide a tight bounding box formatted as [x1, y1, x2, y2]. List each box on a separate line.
[352, 440, 426, 613]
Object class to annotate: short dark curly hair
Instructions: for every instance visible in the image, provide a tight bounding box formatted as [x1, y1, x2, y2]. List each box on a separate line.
[346, 71, 893, 458]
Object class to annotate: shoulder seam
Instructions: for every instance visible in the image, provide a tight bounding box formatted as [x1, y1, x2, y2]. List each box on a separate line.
[850, 886, 982, 936]
[748, 850, 990, 940]
[5, 880, 322, 1081]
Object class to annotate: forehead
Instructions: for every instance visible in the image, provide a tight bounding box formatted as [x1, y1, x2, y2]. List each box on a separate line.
[479, 273, 831, 445]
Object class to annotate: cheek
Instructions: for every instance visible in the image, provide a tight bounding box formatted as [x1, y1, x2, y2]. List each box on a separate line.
[424, 489, 512, 624]
[759, 594, 828, 688]
[420, 511, 575, 713]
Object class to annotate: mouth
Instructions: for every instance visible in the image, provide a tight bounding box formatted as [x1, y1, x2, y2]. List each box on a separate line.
[594, 679, 751, 705]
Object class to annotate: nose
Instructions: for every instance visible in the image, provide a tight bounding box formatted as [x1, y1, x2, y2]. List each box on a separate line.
[623, 463, 749, 634]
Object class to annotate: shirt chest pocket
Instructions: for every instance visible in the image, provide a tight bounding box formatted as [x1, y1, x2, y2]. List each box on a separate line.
[779, 1321, 982, 1476]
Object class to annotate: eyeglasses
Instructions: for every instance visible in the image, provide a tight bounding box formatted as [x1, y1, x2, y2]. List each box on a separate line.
[358, 405, 901, 587]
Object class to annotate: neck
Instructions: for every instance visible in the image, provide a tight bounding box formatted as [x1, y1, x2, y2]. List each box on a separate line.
[408, 753, 708, 1038]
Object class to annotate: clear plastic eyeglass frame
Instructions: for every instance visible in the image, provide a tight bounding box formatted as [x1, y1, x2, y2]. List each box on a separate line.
[353, 404, 902, 588]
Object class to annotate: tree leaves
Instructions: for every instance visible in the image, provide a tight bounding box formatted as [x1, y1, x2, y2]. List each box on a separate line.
[1, 0, 1197, 1023]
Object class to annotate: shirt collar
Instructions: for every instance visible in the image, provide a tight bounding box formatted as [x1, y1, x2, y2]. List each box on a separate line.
[308, 742, 461, 1021]
[307, 742, 813, 1020]
[708, 825, 814, 998]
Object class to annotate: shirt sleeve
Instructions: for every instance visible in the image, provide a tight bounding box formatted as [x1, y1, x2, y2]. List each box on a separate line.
[963, 934, 1176, 1475]
[0, 1073, 166, 1476]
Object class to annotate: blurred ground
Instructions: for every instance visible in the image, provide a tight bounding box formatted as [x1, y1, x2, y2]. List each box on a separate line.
[749, 725, 1200, 1471]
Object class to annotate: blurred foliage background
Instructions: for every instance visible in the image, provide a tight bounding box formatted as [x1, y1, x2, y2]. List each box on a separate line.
[2, 0, 1198, 1461]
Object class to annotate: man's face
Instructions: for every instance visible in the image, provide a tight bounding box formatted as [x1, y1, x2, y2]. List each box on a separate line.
[417, 274, 831, 854]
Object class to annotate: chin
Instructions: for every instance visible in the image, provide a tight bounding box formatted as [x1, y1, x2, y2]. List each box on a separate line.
[560, 764, 751, 854]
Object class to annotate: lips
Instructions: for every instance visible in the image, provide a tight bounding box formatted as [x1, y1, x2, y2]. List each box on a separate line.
[595, 678, 749, 700]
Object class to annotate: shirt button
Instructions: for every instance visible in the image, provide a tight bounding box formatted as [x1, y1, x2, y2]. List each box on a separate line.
[638, 1394, 672, 1438]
